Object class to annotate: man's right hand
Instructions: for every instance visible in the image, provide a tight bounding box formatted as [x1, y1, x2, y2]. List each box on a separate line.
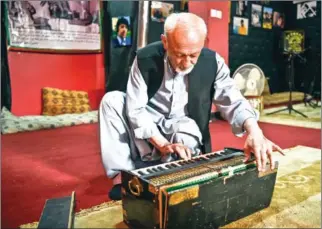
[159, 143, 192, 160]
[148, 135, 192, 160]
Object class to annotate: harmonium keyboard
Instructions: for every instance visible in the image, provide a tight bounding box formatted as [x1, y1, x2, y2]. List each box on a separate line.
[121, 148, 278, 229]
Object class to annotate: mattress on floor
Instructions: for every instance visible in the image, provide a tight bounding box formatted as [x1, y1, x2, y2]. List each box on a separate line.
[1, 107, 98, 134]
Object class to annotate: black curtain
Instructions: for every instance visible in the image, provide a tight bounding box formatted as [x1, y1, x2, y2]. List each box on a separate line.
[102, 1, 187, 93]
[1, 2, 12, 110]
[103, 1, 139, 93]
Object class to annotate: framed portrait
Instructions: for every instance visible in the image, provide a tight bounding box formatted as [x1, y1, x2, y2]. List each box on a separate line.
[111, 16, 132, 48]
[151, 1, 174, 23]
[273, 12, 285, 28]
[262, 7, 273, 29]
[236, 0, 248, 17]
[251, 4, 262, 27]
[5, 1, 102, 53]
[233, 17, 249, 36]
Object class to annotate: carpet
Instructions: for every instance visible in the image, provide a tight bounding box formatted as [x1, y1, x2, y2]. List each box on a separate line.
[260, 103, 321, 129]
[3, 121, 321, 228]
[20, 145, 321, 228]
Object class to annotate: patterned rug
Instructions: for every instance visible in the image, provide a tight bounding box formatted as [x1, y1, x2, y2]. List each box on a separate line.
[260, 103, 321, 129]
[21, 145, 321, 229]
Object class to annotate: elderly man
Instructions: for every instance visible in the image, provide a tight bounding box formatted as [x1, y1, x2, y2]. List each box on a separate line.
[99, 12, 284, 200]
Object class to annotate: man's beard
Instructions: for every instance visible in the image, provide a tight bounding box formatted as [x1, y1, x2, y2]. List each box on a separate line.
[176, 64, 195, 75]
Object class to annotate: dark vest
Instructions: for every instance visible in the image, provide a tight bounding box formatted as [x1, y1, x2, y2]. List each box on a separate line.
[136, 41, 218, 153]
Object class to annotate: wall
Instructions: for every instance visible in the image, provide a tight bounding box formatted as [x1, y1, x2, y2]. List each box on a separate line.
[229, 1, 287, 93]
[189, 1, 230, 113]
[8, 51, 105, 116]
[284, 1, 321, 93]
[189, 1, 230, 63]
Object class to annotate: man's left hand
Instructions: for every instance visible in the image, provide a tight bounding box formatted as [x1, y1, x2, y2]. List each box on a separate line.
[243, 119, 285, 172]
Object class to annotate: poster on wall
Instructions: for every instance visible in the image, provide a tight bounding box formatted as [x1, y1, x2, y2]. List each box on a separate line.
[251, 4, 262, 27]
[262, 7, 273, 29]
[5, 1, 102, 53]
[297, 1, 317, 19]
[273, 12, 285, 28]
[151, 1, 174, 23]
[111, 16, 132, 48]
[233, 17, 249, 36]
[283, 30, 305, 54]
[236, 0, 248, 17]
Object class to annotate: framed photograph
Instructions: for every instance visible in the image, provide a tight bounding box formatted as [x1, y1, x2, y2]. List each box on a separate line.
[233, 17, 249, 36]
[251, 4, 262, 27]
[262, 7, 273, 29]
[236, 0, 248, 17]
[5, 1, 102, 53]
[273, 12, 285, 28]
[151, 1, 174, 23]
[297, 1, 317, 19]
[111, 16, 132, 48]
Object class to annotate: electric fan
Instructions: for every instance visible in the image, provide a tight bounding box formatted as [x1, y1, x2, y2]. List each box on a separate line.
[232, 63, 266, 97]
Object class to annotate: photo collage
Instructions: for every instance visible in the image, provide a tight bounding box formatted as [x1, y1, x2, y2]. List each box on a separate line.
[232, 0, 284, 36]
[233, 1, 317, 36]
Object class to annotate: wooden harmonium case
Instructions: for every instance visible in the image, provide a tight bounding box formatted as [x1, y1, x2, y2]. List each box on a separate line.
[121, 148, 278, 229]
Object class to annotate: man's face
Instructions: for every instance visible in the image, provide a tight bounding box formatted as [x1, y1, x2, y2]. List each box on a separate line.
[161, 31, 204, 74]
[118, 24, 128, 38]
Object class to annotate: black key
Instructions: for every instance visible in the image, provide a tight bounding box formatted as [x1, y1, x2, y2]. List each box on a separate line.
[214, 154, 221, 158]
[152, 168, 159, 172]
[220, 151, 230, 155]
[157, 166, 165, 171]
[165, 165, 172, 169]
[138, 171, 145, 175]
[146, 169, 154, 173]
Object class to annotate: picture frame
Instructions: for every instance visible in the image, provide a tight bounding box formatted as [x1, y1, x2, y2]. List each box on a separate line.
[111, 16, 132, 48]
[151, 1, 174, 23]
[4, 1, 103, 53]
[233, 16, 249, 36]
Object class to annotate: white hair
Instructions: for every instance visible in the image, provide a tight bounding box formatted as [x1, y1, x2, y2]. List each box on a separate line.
[164, 12, 207, 37]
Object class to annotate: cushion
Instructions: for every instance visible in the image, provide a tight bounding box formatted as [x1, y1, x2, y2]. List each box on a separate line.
[42, 87, 91, 116]
[1, 107, 98, 134]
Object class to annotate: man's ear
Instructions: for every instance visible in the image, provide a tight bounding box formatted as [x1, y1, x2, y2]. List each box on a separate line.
[161, 34, 168, 50]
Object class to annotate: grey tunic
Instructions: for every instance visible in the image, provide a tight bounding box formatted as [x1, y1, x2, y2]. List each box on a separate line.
[99, 52, 258, 179]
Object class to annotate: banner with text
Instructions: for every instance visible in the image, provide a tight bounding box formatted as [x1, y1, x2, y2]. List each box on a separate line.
[6, 1, 101, 52]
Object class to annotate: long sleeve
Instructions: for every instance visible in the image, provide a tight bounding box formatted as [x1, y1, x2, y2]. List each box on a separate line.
[125, 57, 163, 139]
[213, 53, 259, 136]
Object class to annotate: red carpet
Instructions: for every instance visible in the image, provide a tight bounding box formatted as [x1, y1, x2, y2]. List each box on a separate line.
[1, 121, 320, 228]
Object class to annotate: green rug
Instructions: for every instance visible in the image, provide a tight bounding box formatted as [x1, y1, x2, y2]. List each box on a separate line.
[21, 145, 321, 229]
[260, 103, 321, 129]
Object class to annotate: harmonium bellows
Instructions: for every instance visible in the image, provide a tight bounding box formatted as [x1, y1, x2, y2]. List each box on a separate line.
[121, 148, 278, 229]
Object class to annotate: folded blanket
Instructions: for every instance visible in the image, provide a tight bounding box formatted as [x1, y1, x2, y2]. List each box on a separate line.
[1, 107, 98, 134]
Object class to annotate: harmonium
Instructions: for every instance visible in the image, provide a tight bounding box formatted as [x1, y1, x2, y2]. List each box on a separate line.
[121, 148, 278, 229]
